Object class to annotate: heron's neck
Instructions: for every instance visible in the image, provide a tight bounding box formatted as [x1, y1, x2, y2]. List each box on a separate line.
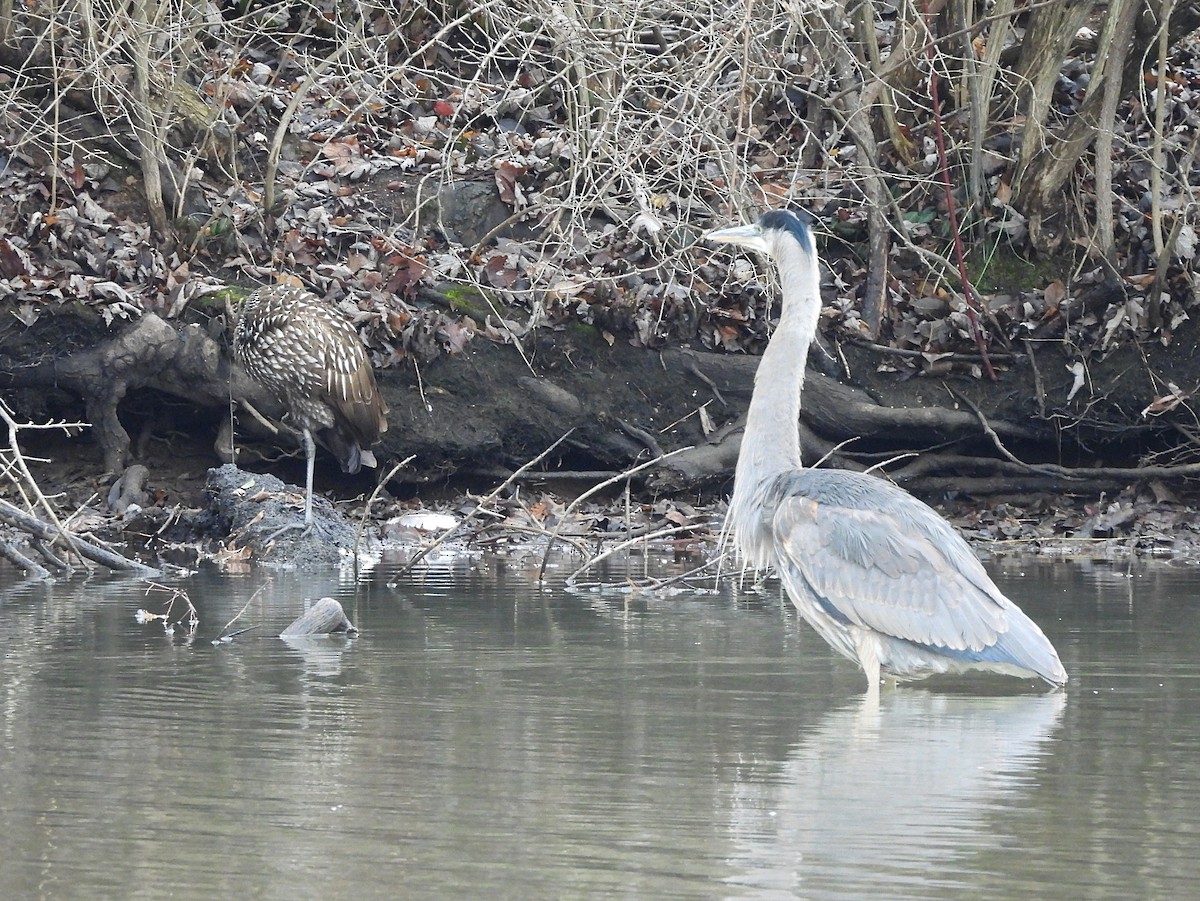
[725, 238, 822, 566]
[734, 247, 821, 492]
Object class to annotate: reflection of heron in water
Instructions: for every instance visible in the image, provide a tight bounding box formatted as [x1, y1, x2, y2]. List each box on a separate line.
[724, 691, 1066, 896]
[707, 211, 1066, 692]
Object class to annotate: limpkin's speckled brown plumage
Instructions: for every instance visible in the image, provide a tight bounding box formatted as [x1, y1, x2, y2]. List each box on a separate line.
[232, 284, 388, 524]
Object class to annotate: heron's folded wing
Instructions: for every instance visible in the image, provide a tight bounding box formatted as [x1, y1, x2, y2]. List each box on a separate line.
[771, 490, 1012, 652]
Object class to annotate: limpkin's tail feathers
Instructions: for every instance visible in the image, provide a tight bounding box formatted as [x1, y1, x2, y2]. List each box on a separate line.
[325, 363, 388, 435]
[320, 366, 387, 474]
[318, 427, 378, 475]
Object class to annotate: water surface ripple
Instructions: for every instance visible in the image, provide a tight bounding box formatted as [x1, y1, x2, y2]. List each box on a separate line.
[0, 556, 1196, 899]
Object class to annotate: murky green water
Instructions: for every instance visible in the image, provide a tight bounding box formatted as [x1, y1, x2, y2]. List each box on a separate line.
[0, 553, 1197, 899]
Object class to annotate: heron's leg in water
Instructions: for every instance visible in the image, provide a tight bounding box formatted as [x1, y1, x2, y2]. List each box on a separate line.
[852, 627, 883, 695]
[303, 428, 316, 526]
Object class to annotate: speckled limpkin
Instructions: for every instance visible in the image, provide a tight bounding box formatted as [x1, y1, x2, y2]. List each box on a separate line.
[231, 285, 388, 525]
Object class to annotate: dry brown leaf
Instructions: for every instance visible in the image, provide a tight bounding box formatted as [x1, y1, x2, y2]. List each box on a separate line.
[1043, 279, 1066, 309]
[483, 253, 519, 288]
[1141, 383, 1188, 418]
[494, 160, 527, 206]
[439, 319, 472, 353]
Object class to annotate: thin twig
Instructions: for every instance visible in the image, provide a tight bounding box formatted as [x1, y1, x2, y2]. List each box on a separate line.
[0, 401, 92, 571]
[215, 585, 265, 642]
[142, 581, 200, 635]
[943, 384, 1078, 478]
[1022, 337, 1049, 419]
[473, 520, 593, 556]
[536, 445, 692, 583]
[565, 523, 707, 585]
[569, 551, 729, 593]
[393, 430, 576, 576]
[863, 452, 918, 475]
[263, 38, 355, 215]
[845, 335, 1016, 362]
[924, 1, 996, 379]
[353, 455, 415, 573]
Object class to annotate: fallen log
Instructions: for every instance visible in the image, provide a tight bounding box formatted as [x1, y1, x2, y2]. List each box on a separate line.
[0, 497, 159, 577]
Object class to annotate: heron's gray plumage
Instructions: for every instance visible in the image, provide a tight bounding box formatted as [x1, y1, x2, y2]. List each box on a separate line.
[708, 210, 1066, 690]
[232, 284, 388, 524]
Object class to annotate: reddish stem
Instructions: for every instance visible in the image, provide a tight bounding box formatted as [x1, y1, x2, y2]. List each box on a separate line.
[925, 5, 997, 381]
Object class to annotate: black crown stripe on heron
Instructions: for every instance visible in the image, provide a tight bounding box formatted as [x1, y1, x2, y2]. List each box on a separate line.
[232, 284, 388, 526]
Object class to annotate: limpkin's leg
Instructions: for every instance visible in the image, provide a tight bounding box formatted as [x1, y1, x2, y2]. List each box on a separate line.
[264, 428, 317, 543]
[303, 427, 316, 525]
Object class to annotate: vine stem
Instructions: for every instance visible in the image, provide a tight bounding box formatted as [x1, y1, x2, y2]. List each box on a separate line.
[924, 1, 997, 381]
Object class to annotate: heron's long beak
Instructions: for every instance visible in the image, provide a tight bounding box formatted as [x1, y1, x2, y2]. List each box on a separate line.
[705, 222, 765, 251]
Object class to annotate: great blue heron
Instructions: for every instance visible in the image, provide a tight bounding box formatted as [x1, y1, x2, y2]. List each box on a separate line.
[707, 210, 1067, 691]
[232, 284, 388, 526]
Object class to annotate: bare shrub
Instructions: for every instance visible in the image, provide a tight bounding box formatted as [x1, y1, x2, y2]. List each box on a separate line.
[4, 1, 1200, 350]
